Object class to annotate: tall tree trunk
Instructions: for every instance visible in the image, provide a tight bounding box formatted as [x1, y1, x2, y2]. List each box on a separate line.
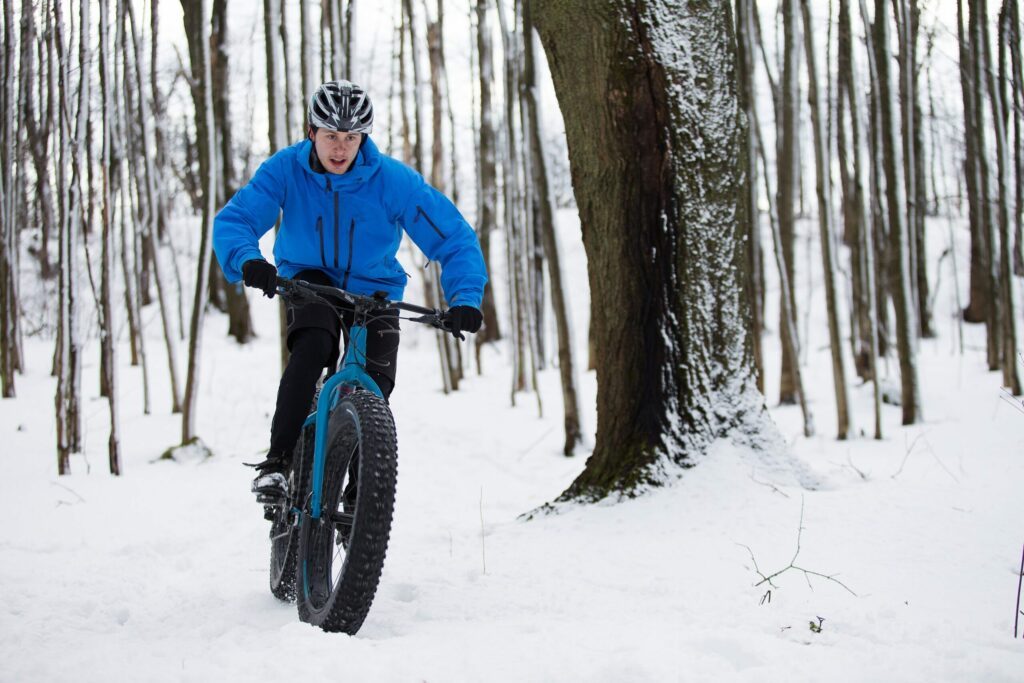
[869, 0, 921, 424]
[800, 0, 852, 439]
[0, 0, 17, 398]
[990, 0, 1021, 393]
[54, 0, 89, 471]
[839, 0, 883, 438]
[211, 0, 254, 344]
[426, 6, 460, 392]
[959, 0, 990, 324]
[1006, 0, 1024, 276]
[534, 0, 764, 498]
[126, 0, 183, 413]
[300, 0, 317, 111]
[181, 0, 218, 445]
[777, 0, 801, 405]
[99, 0, 122, 474]
[474, 0, 501, 364]
[735, 0, 765, 395]
[523, 0, 582, 455]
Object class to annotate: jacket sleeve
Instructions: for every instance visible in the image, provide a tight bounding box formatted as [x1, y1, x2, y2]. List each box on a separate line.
[213, 153, 287, 283]
[396, 169, 488, 309]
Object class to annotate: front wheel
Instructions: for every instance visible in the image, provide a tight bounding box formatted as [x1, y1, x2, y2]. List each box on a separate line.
[297, 390, 398, 634]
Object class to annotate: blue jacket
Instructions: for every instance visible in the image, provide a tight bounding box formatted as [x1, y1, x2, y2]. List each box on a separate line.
[213, 136, 487, 309]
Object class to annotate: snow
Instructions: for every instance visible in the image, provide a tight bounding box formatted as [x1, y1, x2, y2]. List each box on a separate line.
[3, 200, 1023, 681]
[3, 2, 1023, 680]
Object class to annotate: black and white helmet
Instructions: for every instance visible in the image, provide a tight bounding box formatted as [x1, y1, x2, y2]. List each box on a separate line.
[308, 80, 374, 133]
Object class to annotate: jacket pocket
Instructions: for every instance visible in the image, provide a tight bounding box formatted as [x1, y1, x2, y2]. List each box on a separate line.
[415, 205, 447, 240]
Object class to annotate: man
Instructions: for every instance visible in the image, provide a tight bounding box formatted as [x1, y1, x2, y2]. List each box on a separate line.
[213, 80, 487, 498]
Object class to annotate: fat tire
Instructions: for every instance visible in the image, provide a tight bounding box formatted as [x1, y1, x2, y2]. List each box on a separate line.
[296, 390, 398, 634]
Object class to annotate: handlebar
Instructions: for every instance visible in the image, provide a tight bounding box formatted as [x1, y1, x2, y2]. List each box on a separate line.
[274, 276, 454, 334]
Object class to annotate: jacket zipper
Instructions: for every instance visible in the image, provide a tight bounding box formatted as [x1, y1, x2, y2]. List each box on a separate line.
[415, 205, 446, 240]
[333, 191, 340, 268]
[341, 219, 355, 290]
[316, 216, 326, 267]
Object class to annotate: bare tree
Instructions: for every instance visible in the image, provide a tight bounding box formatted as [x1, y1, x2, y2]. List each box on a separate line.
[54, 0, 90, 471]
[838, 0, 883, 438]
[988, 0, 1022, 393]
[126, 0, 183, 413]
[735, 0, 765, 394]
[475, 0, 501, 363]
[180, 0, 219, 447]
[523, 0, 582, 454]
[800, 0, 852, 439]
[98, 0, 122, 474]
[0, 0, 19, 398]
[211, 0, 255, 344]
[777, 0, 802, 406]
[868, 0, 921, 424]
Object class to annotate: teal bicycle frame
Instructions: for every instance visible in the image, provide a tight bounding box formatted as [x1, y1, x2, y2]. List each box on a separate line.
[303, 324, 381, 520]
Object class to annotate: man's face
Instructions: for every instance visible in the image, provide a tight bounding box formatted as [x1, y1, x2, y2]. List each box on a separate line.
[311, 128, 362, 174]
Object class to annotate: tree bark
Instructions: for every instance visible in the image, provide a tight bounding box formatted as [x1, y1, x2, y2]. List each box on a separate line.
[534, 0, 764, 498]
[523, 0, 582, 455]
[475, 0, 501, 362]
[800, 0, 852, 439]
[180, 0, 218, 445]
[735, 0, 765, 395]
[777, 0, 801, 406]
[869, 0, 921, 424]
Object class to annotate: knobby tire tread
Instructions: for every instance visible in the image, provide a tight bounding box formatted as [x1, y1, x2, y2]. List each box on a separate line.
[297, 390, 398, 634]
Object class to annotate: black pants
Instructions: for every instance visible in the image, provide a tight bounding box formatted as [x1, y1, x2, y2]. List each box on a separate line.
[269, 269, 400, 458]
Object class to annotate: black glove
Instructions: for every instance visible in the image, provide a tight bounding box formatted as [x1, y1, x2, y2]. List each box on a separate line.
[241, 259, 278, 298]
[447, 306, 483, 341]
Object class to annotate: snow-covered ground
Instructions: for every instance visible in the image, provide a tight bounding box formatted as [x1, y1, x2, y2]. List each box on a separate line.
[2, 200, 1022, 682]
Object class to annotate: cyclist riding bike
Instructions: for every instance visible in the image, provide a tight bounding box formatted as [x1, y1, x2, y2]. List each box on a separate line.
[213, 79, 488, 500]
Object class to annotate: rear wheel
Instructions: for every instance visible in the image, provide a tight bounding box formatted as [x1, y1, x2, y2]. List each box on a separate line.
[297, 390, 398, 634]
[268, 425, 313, 601]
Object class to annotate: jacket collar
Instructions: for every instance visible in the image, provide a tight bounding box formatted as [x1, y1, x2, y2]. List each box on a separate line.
[297, 136, 382, 189]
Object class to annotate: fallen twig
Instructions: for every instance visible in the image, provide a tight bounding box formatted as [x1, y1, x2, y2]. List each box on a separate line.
[739, 497, 857, 597]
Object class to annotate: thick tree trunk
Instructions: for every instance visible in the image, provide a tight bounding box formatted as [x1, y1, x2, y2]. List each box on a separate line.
[535, 0, 763, 498]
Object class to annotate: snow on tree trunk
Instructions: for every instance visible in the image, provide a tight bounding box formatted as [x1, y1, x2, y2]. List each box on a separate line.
[534, 0, 767, 499]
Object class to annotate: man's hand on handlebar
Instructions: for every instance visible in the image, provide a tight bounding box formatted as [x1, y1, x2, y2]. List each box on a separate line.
[242, 260, 278, 298]
[445, 306, 483, 341]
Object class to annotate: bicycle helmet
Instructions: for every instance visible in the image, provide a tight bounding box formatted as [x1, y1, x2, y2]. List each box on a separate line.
[308, 80, 374, 133]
